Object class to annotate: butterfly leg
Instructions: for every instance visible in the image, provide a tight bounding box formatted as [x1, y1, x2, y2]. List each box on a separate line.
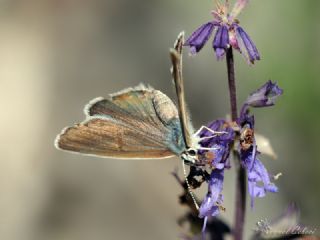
[194, 125, 227, 137]
[198, 135, 218, 141]
[198, 146, 220, 151]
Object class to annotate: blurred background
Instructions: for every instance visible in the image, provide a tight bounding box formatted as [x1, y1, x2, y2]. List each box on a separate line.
[0, 0, 319, 239]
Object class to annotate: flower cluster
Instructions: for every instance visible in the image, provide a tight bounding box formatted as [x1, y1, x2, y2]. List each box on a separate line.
[197, 81, 283, 231]
[175, 1, 285, 238]
[184, 0, 260, 64]
[238, 80, 283, 207]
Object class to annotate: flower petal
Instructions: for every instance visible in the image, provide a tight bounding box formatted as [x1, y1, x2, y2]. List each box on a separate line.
[213, 25, 229, 60]
[241, 146, 278, 208]
[245, 80, 283, 108]
[239, 112, 255, 129]
[185, 22, 215, 55]
[199, 170, 224, 218]
[236, 26, 260, 64]
[239, 81, 283, 121]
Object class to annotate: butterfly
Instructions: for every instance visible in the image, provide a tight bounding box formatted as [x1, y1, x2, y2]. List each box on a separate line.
[55, 32, 220, 168]
[55, 32, 222, 209]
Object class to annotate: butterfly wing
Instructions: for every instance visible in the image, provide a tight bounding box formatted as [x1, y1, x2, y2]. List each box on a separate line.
[55, 84, 186, 159]
[170, 32, 194, 149]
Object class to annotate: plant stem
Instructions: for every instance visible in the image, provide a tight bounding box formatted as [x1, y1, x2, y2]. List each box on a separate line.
[226, 48, 237, 121]
[226, 47, 246, 240]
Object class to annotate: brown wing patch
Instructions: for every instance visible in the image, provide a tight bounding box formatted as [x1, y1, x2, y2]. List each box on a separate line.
[55, 117, 175, 159]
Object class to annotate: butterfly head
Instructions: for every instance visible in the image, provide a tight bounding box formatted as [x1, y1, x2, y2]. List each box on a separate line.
[181, 148, 198, 165]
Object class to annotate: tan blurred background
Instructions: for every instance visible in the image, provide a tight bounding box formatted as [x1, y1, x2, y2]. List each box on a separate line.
[0, 0, 319, 239]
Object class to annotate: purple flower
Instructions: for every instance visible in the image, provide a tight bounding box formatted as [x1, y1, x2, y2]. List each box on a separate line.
[188, 82, 283, 235]
[199, 169, 224, 237]
[197, 120, 235, 233]
[238, 81, 283, 207]
[245, 80, 283, 108]
[185, 0, 260, 64]
[199, 119, 235, 169]
[199, 170, 224, 218]
[240, 147, 278, 208]
[240, 80, 283, 123]
[184, 22, 215, 55]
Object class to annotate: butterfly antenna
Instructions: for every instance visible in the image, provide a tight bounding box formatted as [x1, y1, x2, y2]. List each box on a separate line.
[182, 161, 199, 210]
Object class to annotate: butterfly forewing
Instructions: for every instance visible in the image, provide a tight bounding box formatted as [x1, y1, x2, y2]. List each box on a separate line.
[56, 85, 186, 159]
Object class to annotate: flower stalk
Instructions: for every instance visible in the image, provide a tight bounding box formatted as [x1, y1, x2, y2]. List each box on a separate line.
[233, 157, 247, 240]
[225, 47, 246, 240]
[226, 48, 237, 121]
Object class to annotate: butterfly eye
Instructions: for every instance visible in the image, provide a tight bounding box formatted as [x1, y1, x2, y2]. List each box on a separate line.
[187, 148, 197, 156]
